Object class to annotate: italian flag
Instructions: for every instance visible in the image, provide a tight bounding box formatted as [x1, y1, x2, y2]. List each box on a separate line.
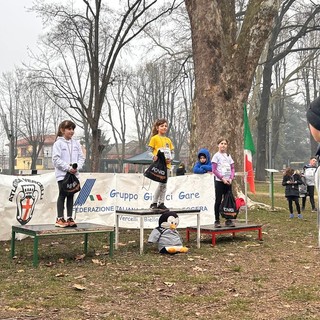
[244, 103, 256, 194]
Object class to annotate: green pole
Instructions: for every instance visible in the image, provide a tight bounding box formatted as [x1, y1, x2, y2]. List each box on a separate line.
[270, 172, 274, 210]
[33, 236, 39, 267]
[84, 233, 88, 254]
[11, 229, 15, 259]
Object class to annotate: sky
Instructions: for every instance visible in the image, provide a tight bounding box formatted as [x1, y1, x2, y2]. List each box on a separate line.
[0, 1, 43, 74]
[0, 1, 43, 151]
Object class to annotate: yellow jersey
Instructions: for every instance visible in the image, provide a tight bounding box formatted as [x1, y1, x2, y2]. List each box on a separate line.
[149, 134, 174, 169]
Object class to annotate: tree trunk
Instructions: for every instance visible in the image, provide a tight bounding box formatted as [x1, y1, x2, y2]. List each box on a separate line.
[185, 0, 278, 175]
[8, 135, 15, 175]
[256, 58, 273, 181]
[91, 127, 101, 173]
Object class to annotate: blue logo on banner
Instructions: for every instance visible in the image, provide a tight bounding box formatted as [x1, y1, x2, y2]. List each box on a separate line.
[74, 179, 96, 206]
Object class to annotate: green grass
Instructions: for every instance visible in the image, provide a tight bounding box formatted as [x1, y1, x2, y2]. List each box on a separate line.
[1, 182, 320, 319]
[282, 286, 318, 302]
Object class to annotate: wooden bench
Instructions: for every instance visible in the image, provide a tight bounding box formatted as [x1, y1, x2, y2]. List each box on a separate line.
[115, 208, 201, 254]
[186, 223, 262, 246]
[11, 223, 115, 267]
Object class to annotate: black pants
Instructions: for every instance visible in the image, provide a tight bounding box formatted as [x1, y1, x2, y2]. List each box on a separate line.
[302, 185, 315, 210]
[57, 180, 74, 218]
[214, 180, 231, 222]
[287, 196, 301, 214]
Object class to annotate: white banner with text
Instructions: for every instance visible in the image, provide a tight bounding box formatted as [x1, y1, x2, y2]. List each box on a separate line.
[0, 172, 215, 241]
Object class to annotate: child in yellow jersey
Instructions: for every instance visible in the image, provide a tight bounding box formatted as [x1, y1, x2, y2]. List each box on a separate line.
[148, 119, 174, 210]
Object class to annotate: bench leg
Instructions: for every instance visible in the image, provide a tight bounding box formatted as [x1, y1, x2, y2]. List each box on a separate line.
[196, 214, 201, 248]
[212, 233, 216, 246]
[84, 233, 88, 254]
[258, 228, 262, 240]
[109, 231, 114, 257]
[139, 217, 144, 255]
[186, 228, 190, 242]
[11, 230, 16, 259]
[33, 236, 39, 267]
[115, 214, 119, 250]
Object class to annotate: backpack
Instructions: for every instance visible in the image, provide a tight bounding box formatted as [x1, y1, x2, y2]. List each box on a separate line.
[61, 172, 81, 195]
[219, 190, 238, 219]
[299, 176, 307, 197]
[144, 150, 168, 183]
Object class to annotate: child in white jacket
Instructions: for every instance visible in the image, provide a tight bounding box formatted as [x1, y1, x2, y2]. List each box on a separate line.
[52, 120, 85, 227]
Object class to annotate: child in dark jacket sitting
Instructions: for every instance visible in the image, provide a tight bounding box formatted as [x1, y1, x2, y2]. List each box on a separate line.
[193, 148, 212, 174]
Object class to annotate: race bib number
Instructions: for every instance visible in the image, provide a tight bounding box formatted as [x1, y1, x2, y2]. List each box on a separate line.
[221, 163, 231, 178]
[160, 147, 171, 160]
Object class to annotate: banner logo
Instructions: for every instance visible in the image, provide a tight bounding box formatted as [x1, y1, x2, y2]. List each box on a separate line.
[74, 179, 96, 206]
[9, 178, 44, 225]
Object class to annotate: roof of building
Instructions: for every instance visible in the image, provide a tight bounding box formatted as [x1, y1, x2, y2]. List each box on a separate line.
[16, 135, 56, 147]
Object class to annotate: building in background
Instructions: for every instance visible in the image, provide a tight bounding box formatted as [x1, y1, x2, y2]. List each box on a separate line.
[15, 135, 56, 174]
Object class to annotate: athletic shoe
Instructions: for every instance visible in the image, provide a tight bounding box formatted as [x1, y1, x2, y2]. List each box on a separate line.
[157, 203, 168, 210]
[214, 221, 221, 228]
[289, 213, 294, 219]
[55, 218, 68, 228]
[67, 217, 77, 227]
[297, 214, 303, 219]
[150, 203, 158, 209]
[225, 219, 235, 227]
[312, 208, 317, 212]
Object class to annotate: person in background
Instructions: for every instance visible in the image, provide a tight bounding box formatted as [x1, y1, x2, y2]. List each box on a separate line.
[211, 138, 235, 228]
[302, 157, 318, 212]
[282, 167, 303, 219]
[148, 118, 174, 210]
[193, 148, 212, 174]
[299, 172, 308, 200]
[52, 120, 85, 227]
[176, 163, 186, 176]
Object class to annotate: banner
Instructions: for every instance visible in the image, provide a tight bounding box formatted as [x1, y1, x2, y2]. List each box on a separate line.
[0, 172, 215, 241]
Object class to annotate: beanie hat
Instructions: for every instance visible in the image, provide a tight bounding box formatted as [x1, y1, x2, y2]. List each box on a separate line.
[307, 97, 320, 130]
[198, 153, 206, 159]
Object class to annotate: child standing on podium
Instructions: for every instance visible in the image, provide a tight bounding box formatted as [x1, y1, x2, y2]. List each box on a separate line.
[52, 120, 85, 228]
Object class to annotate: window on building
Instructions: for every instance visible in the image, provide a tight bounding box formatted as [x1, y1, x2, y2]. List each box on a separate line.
[36, 159, 43, 166]
[21, 148, 27, 157]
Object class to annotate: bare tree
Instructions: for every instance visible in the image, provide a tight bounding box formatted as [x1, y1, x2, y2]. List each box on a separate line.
[0, 70, 24, 174]
[139, 2, 193, 162]
[126, 58, 192, 162]
[126, 70, 152, 151]
[18, 80, 53, 170]
[29, 0, 184, 172]
[104, 67, 132, 172]
[255, 1, 320, 180]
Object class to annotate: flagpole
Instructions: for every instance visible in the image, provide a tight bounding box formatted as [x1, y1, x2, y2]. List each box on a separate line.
[244, 161, 248, 224]
[243, 103, 252, 224]
[244, 106, 247, 224]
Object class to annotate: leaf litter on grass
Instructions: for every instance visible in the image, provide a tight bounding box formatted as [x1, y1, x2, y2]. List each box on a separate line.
[1, 187, 320, 319]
